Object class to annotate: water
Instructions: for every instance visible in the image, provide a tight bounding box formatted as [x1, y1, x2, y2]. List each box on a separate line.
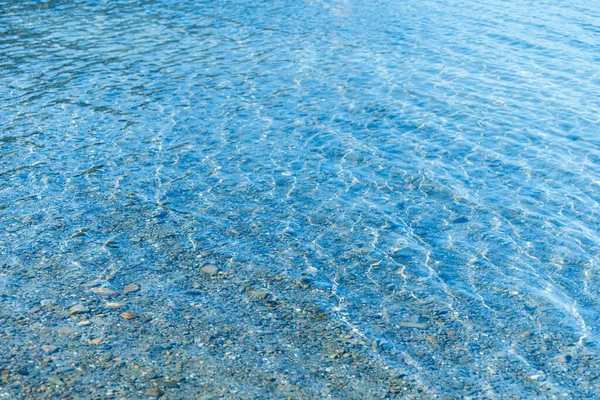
[1, 0, 600, 397]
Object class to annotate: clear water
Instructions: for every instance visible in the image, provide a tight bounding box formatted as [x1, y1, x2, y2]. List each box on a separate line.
[1, 0, 600, 397]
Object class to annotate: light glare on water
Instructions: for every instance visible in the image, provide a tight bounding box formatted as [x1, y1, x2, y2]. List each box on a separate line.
[1, 0, 600, 398]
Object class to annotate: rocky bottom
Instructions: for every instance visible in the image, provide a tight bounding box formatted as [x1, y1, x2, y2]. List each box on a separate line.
[0, 258, 420, 399]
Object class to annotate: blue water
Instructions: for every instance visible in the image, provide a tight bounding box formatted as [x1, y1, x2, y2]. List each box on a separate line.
[1, 0, 600, 397]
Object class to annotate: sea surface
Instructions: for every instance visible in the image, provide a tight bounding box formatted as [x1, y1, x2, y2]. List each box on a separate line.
[1, 0, 600, 398]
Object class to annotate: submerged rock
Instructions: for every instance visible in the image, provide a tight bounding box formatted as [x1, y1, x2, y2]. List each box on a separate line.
[57, 327, 74, 335]
[120, 312, 137, 319]
[123, 283, 140, 294]
[144, 387, 163, 398]
[201, 265, 218, 275]
[398, 321, 427, 329]
[69, 304, 89, 315]
[41, 345, 58, 354]
[90, 287, 119, 297]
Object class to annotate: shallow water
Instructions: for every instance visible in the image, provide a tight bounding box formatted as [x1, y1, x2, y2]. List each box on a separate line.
[1, 0, 600, 398]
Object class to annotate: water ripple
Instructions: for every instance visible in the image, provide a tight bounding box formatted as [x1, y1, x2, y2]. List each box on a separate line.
[1, 0, 600, 397]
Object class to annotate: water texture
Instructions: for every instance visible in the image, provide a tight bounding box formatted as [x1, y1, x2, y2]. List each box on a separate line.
[1, 0, 600, 398]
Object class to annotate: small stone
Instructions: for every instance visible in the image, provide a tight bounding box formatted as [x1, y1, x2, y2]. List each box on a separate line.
[120, 312, 137, 319]
[160, 380, 180, 388]
[77, 320, 91, 326]
[144, 387, 163, 398]
[200, 265, 218, 275]
[54, 367, 74, 374]
[147, 344, 164, 354]
[69, 304, 89, 315]
[42, 345, 58, 354]
[250, 290, 268, 299]
[82, 280, 103, 288]
[107, 302, 121, 308]
[57, 327, 73, 335]
[123, 283, 140, 295]
[40, 299, 55, 307]
[90, 287, 119, 297]
[28, 306, 41, 314]
[398, 322, 427, 329]
[553, 354, 572, 363]
[91, 338, 103, 345]
[48, 376, 64, 386]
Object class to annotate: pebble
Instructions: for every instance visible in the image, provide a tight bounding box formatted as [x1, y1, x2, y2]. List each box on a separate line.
[144, 387, 164, 398]
[201, 265, 218, 275]
[82, 280, 103, 288]
[54, 367, 74, 374]
[553, 354, 572, 363]
[48, 376, 64, 386]
[161, 380, 180, 388]
[40, 299, 55, 307]
[123, 283, 140, 294]
[57, 327, 74, 335]
[147, 344, 164, 354]
[42, 345, 58, 354]
[398, 322, 427, 329]
[28, 306, 41, 314]
[69, 304, 89, 315]
[107, 302, 121, 308]
[250, 290, 268, 299]
[90, 287, 119, 297]
[77, 320, 91, 326]
[121, 312, 137, 319]
[91, 338, 103, 345]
